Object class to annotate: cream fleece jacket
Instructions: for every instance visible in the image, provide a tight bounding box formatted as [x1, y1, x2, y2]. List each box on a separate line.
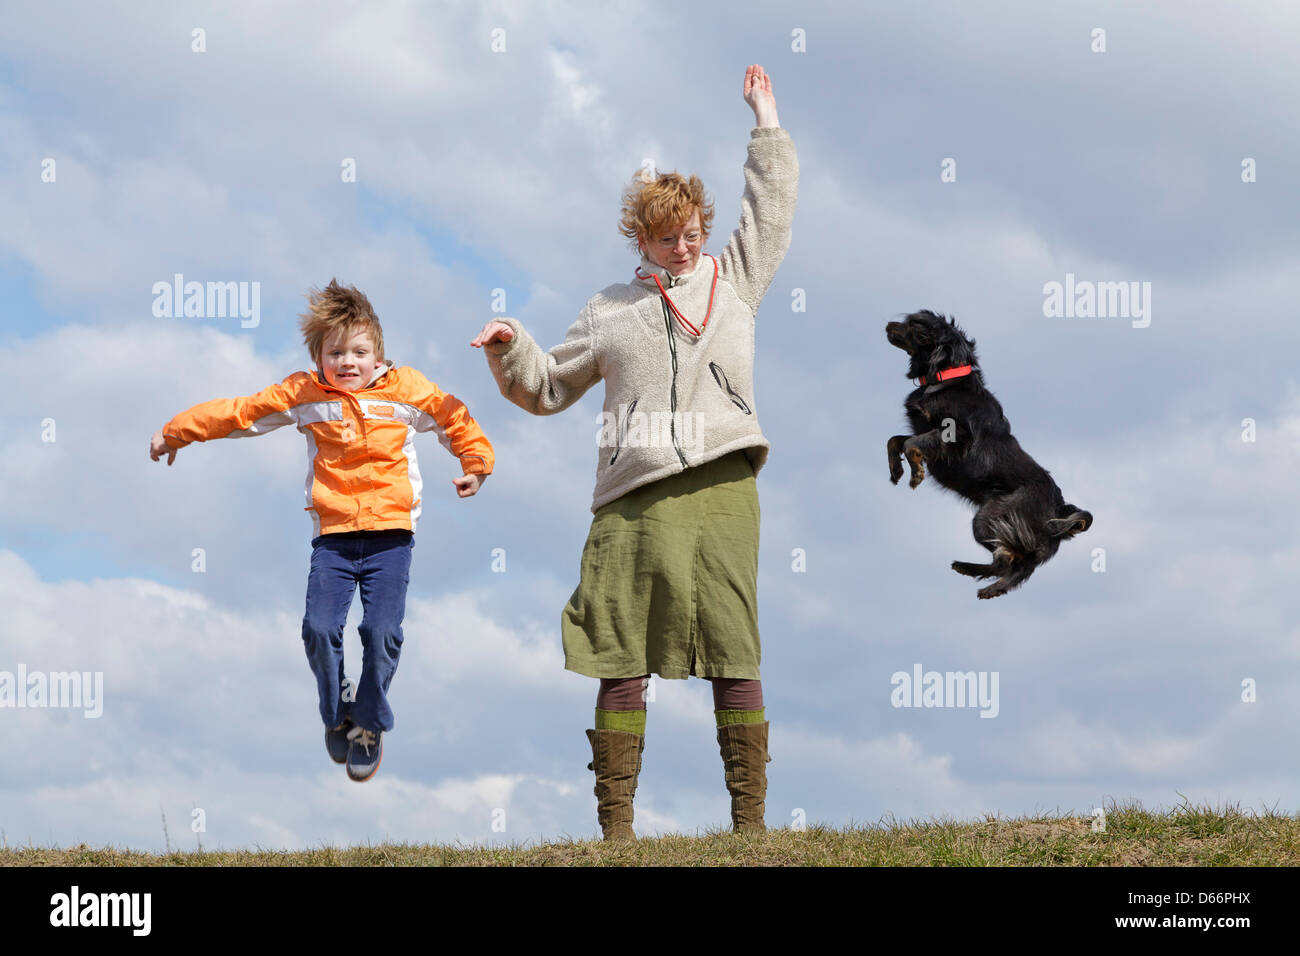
[484, 126, 798, 513]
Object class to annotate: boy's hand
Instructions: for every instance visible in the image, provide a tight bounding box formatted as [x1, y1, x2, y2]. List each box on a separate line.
[470, 321, 514, 348]
[150, 429, 178, 466]
[453, 473, 486, 497]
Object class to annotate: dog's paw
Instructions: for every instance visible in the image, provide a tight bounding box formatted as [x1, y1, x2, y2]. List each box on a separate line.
[977, 583, 1006, 600]
[908, 469, 925, 489]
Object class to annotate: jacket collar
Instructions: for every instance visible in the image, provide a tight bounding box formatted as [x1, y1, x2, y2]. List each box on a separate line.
[313, 359, 395, 392]
[635, 251, 712, 289]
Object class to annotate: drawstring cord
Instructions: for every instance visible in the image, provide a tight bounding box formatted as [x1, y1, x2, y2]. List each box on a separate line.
[635, 254, 719, 337]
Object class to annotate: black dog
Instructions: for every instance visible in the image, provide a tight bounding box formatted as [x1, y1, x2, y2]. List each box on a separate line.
[885, 310, 1092, 599]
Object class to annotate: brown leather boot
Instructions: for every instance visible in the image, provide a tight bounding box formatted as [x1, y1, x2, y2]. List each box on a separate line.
[585, 728, 644, 842]
[717, 720, 771, 833]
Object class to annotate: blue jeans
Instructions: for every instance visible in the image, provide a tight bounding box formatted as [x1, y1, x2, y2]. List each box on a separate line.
[301, 529, 414, 733]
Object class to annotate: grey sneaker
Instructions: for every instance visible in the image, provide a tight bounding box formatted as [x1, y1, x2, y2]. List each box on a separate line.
[326, 717, 354, 764]
[346, 725, 383, 782]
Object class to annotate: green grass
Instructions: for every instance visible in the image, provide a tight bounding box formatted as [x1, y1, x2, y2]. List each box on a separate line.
[4, 798, 1297, 866]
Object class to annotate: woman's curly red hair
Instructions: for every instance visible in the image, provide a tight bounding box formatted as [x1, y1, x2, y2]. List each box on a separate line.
[619, 168, 715, 252]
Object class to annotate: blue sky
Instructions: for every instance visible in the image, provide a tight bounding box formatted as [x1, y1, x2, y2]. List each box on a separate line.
[2, 0, 1298, 851]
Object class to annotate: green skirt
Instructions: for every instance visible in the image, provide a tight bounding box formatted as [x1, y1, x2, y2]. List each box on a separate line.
[561, 449, 761, 680]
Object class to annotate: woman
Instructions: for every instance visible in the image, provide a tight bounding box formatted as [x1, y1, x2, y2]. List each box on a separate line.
[471, 64, 797, 840]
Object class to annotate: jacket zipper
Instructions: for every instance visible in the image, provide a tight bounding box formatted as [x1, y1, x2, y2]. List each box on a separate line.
[660, 298, 689, 468]
[318, 374, 376, 513]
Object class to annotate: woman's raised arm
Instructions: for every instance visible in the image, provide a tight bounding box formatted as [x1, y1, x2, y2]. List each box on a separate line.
[715, 65, 799, 316]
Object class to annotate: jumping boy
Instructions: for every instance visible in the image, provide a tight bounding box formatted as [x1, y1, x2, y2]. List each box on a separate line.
[149, 278, 494, 781]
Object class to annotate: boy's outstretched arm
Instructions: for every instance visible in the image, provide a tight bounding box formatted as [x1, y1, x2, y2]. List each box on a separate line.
[407, 369, 495, 498]
[151, 373, 309, 465]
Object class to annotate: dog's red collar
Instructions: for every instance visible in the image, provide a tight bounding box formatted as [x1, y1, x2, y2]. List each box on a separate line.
[914, 364, 973, 387]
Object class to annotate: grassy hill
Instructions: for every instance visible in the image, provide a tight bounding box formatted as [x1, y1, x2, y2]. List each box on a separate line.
[4, 799, 1297, 866]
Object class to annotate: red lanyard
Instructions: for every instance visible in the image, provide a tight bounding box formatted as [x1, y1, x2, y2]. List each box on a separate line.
[635, 254, 718, 337]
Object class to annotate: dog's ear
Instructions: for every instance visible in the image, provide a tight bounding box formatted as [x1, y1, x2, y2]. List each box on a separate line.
[1046, 508, 1092, 538]
[927, 315, 977, 373]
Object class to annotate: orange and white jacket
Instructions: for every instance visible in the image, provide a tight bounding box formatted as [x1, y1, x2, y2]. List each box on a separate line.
[163, 360, 494, 537]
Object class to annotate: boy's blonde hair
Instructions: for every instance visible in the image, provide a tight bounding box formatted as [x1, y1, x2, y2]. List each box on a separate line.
[298, 278, 385, 367]
[618, 168, 715, 253]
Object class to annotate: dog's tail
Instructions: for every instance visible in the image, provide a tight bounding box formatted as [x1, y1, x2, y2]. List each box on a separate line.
[1045, 504, 1092, 539]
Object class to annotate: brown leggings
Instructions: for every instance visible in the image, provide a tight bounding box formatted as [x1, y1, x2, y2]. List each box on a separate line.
[596, 675, 763, 711]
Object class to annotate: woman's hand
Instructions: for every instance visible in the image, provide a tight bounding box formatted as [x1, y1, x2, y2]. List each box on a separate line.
[743, 64, 780, 129]
[470, 320, 515, 348]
